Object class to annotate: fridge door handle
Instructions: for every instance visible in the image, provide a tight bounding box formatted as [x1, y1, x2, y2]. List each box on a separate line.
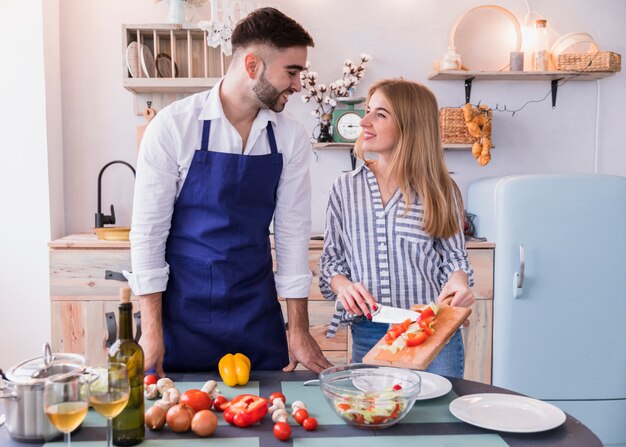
[513, 244, 525, 298]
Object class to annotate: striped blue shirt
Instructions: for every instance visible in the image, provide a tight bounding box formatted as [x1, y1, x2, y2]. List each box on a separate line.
[320, 164, 474, 337]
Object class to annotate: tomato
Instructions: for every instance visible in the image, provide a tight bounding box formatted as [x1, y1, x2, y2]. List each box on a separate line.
[273, 421, 291, 441]
[268, 392, 286, 404]
[337, 403, 350, 411]
[420, 307, 435, 320]
[144, 374, 158, 386]
[423, 326, 435, 336]
[293, 408, 309, 424]
[419, 317, 433, 329]
[180, 389, 213, 413]
[213, 395, 228, 412]
[221, 394, 268, 426]
[392, 384, 403, 391]
[407, 332, 428, 347]
[302, 417, 318, 431]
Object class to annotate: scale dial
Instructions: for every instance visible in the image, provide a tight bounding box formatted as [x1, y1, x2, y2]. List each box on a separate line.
[335, 112, 362, 142]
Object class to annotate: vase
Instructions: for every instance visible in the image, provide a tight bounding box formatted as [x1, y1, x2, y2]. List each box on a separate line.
[317, 122, 333, 143]
[167, 0, 195, 24]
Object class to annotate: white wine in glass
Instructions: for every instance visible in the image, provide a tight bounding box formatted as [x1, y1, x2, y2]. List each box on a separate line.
[44, 374, 89, 447]
[88, 363, 130, 447]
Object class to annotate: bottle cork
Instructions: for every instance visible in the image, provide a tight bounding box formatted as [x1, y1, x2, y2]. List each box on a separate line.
[119, 287, 132, 304]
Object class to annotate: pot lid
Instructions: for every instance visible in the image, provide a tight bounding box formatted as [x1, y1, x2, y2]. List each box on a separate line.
[6, 343, 87, 385]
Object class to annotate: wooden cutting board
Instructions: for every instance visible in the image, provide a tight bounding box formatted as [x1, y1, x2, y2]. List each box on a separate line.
[363, 305, 471, 370]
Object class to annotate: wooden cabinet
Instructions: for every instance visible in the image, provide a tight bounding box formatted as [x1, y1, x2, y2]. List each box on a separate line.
[49, 234, 494, 382]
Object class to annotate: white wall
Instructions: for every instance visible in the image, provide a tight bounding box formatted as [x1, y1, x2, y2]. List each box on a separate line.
[0, 0, 59, 368]
[1, 0, 625, 368]
[56, 0, 626, 236]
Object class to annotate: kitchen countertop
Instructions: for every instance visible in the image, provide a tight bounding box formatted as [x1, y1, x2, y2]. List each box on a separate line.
[0, 370, 600, 447]
[49, 233, 495, 249]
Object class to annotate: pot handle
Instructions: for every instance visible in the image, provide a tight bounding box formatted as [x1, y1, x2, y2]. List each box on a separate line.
[0, 378, 18, 400]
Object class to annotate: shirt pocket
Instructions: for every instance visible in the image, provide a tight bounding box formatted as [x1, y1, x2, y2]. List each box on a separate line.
[395, 207, 430, 245]
[166, 253, 212, 324]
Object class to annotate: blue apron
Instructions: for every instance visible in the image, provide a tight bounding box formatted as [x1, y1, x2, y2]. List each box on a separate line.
[162, 119, 289, 371]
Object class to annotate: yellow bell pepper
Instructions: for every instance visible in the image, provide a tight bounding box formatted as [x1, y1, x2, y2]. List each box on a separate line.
[218, 353, 251, 387]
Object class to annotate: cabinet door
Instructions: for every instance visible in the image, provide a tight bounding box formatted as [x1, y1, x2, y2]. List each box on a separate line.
[461, 299, 493, 383]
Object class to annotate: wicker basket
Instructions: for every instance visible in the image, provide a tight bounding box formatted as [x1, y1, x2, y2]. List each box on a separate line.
[556, 51, 621, 72]
[439, 108, 476, 144]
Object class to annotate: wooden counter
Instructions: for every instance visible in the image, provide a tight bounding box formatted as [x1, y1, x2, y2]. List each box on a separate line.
[50, 234, 494, 382]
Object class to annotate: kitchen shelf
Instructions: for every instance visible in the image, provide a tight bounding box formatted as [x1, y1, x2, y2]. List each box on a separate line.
[428, 70, 616, 81]
[312, 142, 483, 151]
[428, 69, 617, 107]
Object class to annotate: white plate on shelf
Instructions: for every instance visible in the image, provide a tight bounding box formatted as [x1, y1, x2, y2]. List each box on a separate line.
[125, 42, 141, 78]
[140, 45, 156, 78]
[352, 369, 451, 400]
[449, 393, 566, 433]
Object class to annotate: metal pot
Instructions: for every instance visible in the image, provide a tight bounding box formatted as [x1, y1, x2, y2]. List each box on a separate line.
[0, 343, 87, 442]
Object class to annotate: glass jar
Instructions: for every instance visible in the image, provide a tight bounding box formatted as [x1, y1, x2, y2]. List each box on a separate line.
[532, 19, 550, 71]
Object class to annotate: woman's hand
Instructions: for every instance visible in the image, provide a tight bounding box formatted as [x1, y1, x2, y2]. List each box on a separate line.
[330, 275, 377, 318]
[437, 271, 475, 308]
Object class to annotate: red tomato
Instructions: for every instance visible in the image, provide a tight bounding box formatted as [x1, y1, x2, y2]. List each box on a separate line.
[273, 421, 291, 441]
[268, 392, 286, 404]
[423, 326, 435, 336]
[337, 403, 350, 411]
[180, 389, 213, 413]
[213, 395, 228, 412]
[302, 417, 318, 431]
[418, 318, 433, 329]
[293, 408, 309, 424]
[407, 332, 428, 347]
[144, 374, 158, 386]
[392, 384, 403, 391]
[420, 307, 435, 320]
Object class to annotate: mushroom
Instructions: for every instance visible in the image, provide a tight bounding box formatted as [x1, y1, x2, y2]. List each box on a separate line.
[200, 380, 219, 398]
[291, 400, 306, 415]
[154, 399, 174, 411]
[272, 408, 289, 423]
[162, 387, 180, 404]
[156, 377, 175, 395]
[144, 383, 159, 400]
[269, 397, 286, 414]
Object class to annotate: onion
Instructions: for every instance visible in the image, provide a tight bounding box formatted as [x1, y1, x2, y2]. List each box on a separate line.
[166, 403, 194, 432]
[144, 405, 167, 430]
[191, 410, 218, 437]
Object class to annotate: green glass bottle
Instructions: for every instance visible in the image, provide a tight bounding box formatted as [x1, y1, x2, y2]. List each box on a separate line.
[109, 287, 145, 445]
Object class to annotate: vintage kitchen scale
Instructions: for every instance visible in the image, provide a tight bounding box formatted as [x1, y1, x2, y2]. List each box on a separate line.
[331, 97, 366, 143]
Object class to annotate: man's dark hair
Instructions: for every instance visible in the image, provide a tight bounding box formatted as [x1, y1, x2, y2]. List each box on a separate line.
[231, 7, 314, 52]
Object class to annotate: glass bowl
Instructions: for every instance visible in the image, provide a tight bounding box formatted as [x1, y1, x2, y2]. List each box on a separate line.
[319, 363, 421, 429]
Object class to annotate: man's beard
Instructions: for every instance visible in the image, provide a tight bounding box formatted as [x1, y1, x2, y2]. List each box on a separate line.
[253, 71, 290, 112]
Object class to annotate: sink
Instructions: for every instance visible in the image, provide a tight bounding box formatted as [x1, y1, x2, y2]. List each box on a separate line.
[93, 227, 130, 241]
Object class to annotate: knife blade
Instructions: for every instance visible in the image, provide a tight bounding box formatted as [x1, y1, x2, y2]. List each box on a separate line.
[335, 301, 421, 324]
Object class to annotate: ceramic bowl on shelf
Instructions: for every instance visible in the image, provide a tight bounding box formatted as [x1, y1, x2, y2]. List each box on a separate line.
[319, 363, 421, 429]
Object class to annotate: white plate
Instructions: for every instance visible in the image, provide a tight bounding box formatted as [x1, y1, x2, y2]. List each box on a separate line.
[352, 369, 451, 400]
[449, 393, 566, 433]
[125, 42, 141, 78]
[414, 372, 452, 400]
[140, 45, 156, 78]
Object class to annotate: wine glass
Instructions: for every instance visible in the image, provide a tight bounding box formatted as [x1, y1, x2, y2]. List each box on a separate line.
[87, 363, 130, 447]
[43, 373, 89, 447]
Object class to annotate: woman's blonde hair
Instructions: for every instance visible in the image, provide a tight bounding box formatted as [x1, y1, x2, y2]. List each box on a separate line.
[353, 78, 463, 239]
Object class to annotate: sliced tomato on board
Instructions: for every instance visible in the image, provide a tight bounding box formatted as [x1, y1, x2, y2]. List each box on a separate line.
[406, 332, 428, 347]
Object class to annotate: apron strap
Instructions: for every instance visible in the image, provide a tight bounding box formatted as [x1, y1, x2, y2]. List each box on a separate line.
[266, 122, 278, 155]
[200, 120, 211, 151]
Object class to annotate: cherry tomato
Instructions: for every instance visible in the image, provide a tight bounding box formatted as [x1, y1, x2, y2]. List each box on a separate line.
[144, 374, 158, 386]
[407, 332, 428, 347]
[268, 391, 286, 404]
[392, 384, 403, 391]
[213, 395, 228, 412]
[302, 417, 318, 431]
[180, 389, 213, 413]
[273, 421, 291, 441]
[293, 408, 309, 424]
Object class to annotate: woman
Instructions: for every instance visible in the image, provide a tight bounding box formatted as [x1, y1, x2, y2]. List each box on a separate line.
[319, 79, 475, 378]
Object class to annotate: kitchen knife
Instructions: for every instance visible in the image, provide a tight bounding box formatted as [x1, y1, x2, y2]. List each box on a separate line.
[335, 301, 421, 324]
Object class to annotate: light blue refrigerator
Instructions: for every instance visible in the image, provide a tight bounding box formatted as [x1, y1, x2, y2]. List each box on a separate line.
[467, 175, 626, 446]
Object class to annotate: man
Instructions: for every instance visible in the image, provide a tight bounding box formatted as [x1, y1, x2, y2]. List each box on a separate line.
[126, 7, 332, 375]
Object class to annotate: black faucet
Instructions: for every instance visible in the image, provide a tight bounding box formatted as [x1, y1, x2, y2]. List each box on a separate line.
[95, 160, 136, 228]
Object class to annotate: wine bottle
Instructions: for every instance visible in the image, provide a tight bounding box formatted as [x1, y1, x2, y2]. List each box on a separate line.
[109, 287, 145, 445]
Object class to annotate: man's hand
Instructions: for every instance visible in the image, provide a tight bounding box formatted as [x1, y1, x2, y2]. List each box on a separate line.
[139, 292, 166, 377]
[282, 298, 333, 374]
